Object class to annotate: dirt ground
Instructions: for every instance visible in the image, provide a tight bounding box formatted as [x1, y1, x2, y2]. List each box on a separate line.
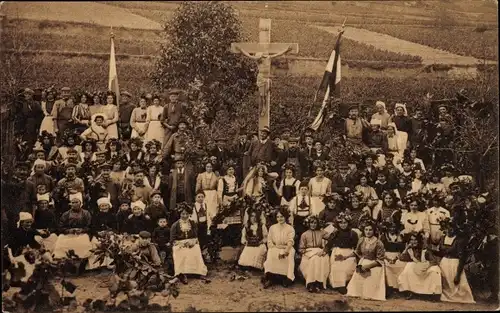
[4, 266, 497, 312]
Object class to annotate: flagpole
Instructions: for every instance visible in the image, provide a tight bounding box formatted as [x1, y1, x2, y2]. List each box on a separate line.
[308, 17, 346, 118]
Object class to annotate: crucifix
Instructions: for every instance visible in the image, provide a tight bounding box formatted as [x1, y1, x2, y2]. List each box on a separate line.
[231, 18, 299, 130]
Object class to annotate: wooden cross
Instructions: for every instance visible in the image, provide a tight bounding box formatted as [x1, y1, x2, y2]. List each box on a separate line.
[231, 18, 299, 131]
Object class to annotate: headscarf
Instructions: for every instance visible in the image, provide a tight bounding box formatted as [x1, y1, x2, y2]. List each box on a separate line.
[131, 200, 146, 212]
[69, 192, 83, 204]
[18, 212, 33, 227]
[97, 197, 112, 208]
[387, 122, 399, 136]
[33, 158, 46, 169]
[375, 101, 387, 113]
[37, 193, 50, 203]
[394, 103, 408, 117]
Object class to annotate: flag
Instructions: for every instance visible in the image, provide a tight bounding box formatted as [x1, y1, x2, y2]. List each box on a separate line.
[309, 28, 343, 132]
[108, 33, 120, 107]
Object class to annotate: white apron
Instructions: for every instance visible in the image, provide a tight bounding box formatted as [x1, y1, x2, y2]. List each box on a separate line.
[86, 237, 114, 270]
[172, 238, 208, 276]
[398, 250, 442, 295]
[238, 244, 267, 270]
[440, 257, 475, 303]
[131, 122, 147, 139]
[264, 246, 296, 281]
[384, 251, 407, 288]
[299, 247, 330, 288]
[145, 121, 164, 147]
[329, 247, 357, 288]
[53, 233, 93, 259]
[347, 258, 386, 301]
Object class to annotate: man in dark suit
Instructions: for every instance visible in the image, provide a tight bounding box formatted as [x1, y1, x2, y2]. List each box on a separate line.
[310, 140, 330, 163]
[331, 161, 355, 194]
[210, 137, 230, 174]
[230, 128, 252, 184]
[277, 137, 306, 179]
[300, 133, 315, 178]
[19, 88, 43, 147]
[167, 156, 195, 224]
[248, 126, 276, 167]
[161, 88, 184, 149]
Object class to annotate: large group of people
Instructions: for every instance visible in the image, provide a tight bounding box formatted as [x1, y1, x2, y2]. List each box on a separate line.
[1, 86, 498, 304]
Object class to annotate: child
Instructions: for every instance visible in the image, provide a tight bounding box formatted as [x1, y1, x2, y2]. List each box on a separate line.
[35, 184, 55, 213]
[152, 217, 171, 265]
[401, 160, 414, 180]
[124, 200, 151, 234]
[289, 181, 312, 249]
[191, 191, 209, 249]
[116, 200, 131, 233]
[144, 190, 167, 225]
[410, 168, 427, 194]
[33, 193, 58, 253]
[374, 170, 392, 199]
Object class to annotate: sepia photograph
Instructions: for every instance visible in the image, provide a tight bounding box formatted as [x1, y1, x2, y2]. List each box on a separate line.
[0, 0, 498, 312]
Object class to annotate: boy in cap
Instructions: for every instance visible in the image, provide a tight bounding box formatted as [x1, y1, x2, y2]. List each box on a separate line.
[128, 231, 162, 266]
[152, 217, 171, 265]
[145, 190, 168, 225]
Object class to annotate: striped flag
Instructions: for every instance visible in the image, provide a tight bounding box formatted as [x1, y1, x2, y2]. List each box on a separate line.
[309, 27, 344, 132]
[108, 32, 120, 106]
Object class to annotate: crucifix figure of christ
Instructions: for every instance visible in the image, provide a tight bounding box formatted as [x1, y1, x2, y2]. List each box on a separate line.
[231, 18, 299, 130]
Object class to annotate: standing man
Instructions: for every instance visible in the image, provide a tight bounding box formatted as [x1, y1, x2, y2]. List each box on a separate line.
[19, 88, 43, 147]
[210, 137, 230, 174]
[118, 91, 136, 143]
[161, 88, 184, 150]
[248, 126, 277, 167]
[232, 127, 251, 184]
[52, 87, 75, 142]
[167, 156, 195, 224]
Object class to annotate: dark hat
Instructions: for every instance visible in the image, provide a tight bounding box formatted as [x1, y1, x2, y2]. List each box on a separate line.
[238, 126, 247, 134]
[99, 163, 112, 170]
[15, 161, 31, 169]
[61, 87, 71, 92]
[338, 161, 349, 169]
[138, 231, 151, 239]
[168, 88, 182, 95]
[313, 139, 324, 145]
[121, 91, 132, 98]
[174, 155, 185, 162]
[288, 137, 300, 143]
[65, 162, 78, 170]
[348, 104, 359, 111]
[260, 126, 270, 133]
[281, 127, 291, 133]
[299, 181, 309, 188]
[151, 190, 162, 198]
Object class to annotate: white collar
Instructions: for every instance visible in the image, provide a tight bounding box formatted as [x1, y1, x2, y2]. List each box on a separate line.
[260, 138, 268, 144]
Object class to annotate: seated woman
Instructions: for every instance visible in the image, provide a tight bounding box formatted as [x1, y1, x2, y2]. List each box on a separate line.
[401, 195, 430, 239]
[238, 208, 268, 270]
[262, 206, 296, 289]
[380, 219, 407, 297]
[170, 203, 208, 285]
[243, 163, 278, 202]
[53, 192, 93, 260]
[33, 193, 58, 253]
[347, 220, 386, 301]
[398, 231, 442, 300]
[80, 114, 109, 151]
[325, 213, 359, 294]
[299, 216, 329, 293]
[437, 218, 475, 303]
[273, 163, 301, 207]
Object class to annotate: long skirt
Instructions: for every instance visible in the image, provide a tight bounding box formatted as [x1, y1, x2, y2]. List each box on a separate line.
[384, 251, 407, 288]
[39, 116, 55, 135]
[53, 233, 93, 259]
[238, 244, 267, 270]
[86, 237, 114, 270]
[264, 246, 296, 281]
[173, 239, 208, 276]
[310, 196, 325, 216]
[440, 257, 475, 303]
[145, 121, 164, 147]
[347, 259, 386, 301]
[329, 248, 357, 288]
[34, 232, 58, 253]
[299, 248, 330, 288]
[398, 262, 442, 295]
[131, 122, 147, 140]
[204, 190, 219, 229]
[106, 123, 118, 139]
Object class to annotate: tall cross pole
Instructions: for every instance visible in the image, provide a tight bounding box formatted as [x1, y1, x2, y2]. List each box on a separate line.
[231, 18, 299, 131]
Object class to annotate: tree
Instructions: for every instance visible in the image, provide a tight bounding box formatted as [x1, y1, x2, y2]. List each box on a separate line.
[151, 2, 257, 125]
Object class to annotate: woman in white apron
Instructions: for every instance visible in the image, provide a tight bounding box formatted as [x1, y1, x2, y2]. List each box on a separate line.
[196, 161, 219, 229]
[380, 220, 407, 296]
[298, 216, 330, 293]
[144, 95, 165, 147]
[130, 95, 149, 140]
[262, 207, 296, 289]
[170, 203, 208, 284]
[308, 163, 332, 216]
[325, 213, 359, 293]
[39, 88, 57, 136]
[238, 208, 268, 270]
[274, 163, 301, 207]
[347, 220, 387, 301]
[102, 92, 119, 139]
[398, 231, 442, 300]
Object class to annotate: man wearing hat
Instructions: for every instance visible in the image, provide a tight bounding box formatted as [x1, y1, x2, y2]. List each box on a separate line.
[93, 162, 120, 210]
[210, 136, 230, 173]
[162, 88, 185, 149]
[231, 127, 252, 183]
[277, 136, 305, 180]
[247, 126, 277, 167]
[118, 90, 136, 141]
[331, 161, 355, 193]
[167, 155, 195, 220]
[127, 231, 161, 266]
[163, 118, 190, 161]
[52, 87, 75, 141]
[19, 88, 43, 147]
[344, 104, 370, 153]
